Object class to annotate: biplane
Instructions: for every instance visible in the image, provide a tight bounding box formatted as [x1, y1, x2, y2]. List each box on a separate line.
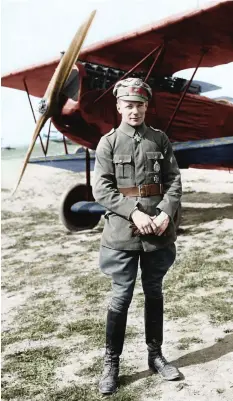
[2, 0, 233, 232]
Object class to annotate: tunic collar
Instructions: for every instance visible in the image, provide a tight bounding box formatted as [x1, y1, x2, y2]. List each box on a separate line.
[118, 121, 147, 137]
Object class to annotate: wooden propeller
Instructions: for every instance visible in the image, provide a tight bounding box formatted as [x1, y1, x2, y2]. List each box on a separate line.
[12, 10, 96, 194]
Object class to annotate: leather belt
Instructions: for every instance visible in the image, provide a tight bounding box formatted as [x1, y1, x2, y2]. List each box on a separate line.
[119, 184, 163, 197]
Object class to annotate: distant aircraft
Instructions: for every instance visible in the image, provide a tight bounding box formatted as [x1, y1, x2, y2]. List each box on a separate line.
[1, 0, 233, 231]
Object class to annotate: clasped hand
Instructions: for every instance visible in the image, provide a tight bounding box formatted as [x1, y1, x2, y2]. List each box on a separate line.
[131, 209, 169, 236]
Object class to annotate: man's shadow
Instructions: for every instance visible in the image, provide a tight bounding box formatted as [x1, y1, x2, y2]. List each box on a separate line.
[120, 333, 233, 386]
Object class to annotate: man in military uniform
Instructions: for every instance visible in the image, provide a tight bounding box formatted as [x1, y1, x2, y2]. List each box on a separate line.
[93, 77, 182, 395]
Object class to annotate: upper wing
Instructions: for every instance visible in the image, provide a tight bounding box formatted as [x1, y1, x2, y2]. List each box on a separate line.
[79, 0, 233, 74]
[1, 59, 60, 98]
[2, 0, 233, 97]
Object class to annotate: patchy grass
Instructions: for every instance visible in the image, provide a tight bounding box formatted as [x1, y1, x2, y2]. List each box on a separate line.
[57, 318, 105, 348]
[70, 272, 111, 305]
[1, 210, 19, 220]
[210, 247, 227, 256]
[57, 318, 138, 351]
[161, 251, 233, 322]
[2, 298, 66, 348]
[177, 336, 203, 350]
[1, 231, 71, 252]
[45, 383, 144, 401]
[28, 290, 57, 301]
[208, 259, 232, 272]
[1, 208, 58, 236]
[206, 296, 233, 324]
[2, 346, 64, 400]
[78, 356, 103, 377]
[181, 205, 233, 225]
[165, 303, 191, 319]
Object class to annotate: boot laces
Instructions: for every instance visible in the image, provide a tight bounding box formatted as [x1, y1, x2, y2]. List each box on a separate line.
[102, 357, 119, 380]
[156, 353, 168, 368]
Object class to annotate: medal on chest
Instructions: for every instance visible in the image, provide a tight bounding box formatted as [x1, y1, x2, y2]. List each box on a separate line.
[153, 175, 160, 183]
[134, 132, 142, 143]
[153, 160, 160, 173]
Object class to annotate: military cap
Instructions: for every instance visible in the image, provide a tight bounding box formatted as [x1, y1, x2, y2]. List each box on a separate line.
[113, 78, 152, 102]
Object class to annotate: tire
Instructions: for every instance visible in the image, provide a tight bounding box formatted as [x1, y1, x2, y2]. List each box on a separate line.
[59, 183, 101, 231]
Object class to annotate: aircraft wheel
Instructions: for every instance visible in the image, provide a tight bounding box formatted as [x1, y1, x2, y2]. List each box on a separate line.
[59, 183, 101, 231]
[174, 202, 182, 231]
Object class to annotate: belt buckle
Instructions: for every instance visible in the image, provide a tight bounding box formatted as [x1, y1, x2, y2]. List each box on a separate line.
[139, 185, 147, 197]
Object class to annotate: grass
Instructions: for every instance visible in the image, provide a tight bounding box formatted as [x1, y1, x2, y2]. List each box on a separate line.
[57, 318, 105, 348]
[1, 208, 58, 238]
[1, 210, 19, 220]
[177, 336, 203, 350]
[70, 272, 111, 305]
[207, 297, 233, 324]
[2, 298, 66, 348]
[45, 384, 144, 401]
[1, 346, 64, 400]
[181, 205, 233, 225]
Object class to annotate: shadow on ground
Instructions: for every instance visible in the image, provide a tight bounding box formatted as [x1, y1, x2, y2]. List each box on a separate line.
[182, 192, 233, 204]
[181, 205, 233, 225]
[120, 333, 233, 387]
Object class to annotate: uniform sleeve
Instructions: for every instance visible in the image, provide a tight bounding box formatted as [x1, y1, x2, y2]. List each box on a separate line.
[156, 132, 182, 218]
[92, 136, 138, 219]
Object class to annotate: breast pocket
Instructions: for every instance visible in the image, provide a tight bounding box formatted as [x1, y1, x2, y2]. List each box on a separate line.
[146, 151, 164, 173]
[113, 154, 133, 179]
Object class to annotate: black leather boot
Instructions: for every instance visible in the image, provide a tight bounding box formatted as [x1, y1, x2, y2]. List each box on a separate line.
[99, 309, 127, 394]
[145, 296, 180, 381]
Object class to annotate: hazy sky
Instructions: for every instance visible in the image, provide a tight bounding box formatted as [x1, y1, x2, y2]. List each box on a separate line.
[1, 0, 232, 146]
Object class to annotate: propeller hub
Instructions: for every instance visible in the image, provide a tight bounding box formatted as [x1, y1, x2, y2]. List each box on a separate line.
[38, 98, 48, 114]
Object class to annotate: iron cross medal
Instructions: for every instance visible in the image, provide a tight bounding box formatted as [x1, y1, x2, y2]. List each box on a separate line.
[134, 132, 141, 143]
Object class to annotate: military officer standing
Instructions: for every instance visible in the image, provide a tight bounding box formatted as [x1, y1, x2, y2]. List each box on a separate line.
[93, 77, 182, 395]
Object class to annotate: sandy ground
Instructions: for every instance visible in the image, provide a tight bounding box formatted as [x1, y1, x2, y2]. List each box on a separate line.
[1, 157, 233, 401]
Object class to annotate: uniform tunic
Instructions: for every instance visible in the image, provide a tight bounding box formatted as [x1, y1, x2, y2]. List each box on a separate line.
[93, 121, 182, 252]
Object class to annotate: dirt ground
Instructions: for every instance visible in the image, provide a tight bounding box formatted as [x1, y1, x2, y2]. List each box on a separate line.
[1, 157, 233, 401]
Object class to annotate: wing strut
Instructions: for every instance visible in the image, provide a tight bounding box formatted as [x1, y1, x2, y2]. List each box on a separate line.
[145, 43, 165, 82]
[165, 49, 207, 136]
[23, 78, 47, 155]
[94, 43, 164, 104]
[63, 133, 68, 154]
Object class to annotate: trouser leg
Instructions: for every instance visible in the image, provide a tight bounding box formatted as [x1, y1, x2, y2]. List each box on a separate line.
[140, 244, 180, 380]
[105, 308, 128, 357]
[145, 295, 163, 346]
[99, 246, 139, 394]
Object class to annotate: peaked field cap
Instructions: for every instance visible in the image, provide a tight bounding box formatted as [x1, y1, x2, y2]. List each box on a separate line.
[113, 78, 152, 102]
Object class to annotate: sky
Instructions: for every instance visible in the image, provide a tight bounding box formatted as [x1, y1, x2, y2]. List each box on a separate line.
[1, 0, 233, 146]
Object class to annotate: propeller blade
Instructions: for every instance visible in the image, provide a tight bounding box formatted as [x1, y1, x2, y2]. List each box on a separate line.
[12, 10, 96, 194]
[12, 114, 49, 194]
[44, 10, 96, 109]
